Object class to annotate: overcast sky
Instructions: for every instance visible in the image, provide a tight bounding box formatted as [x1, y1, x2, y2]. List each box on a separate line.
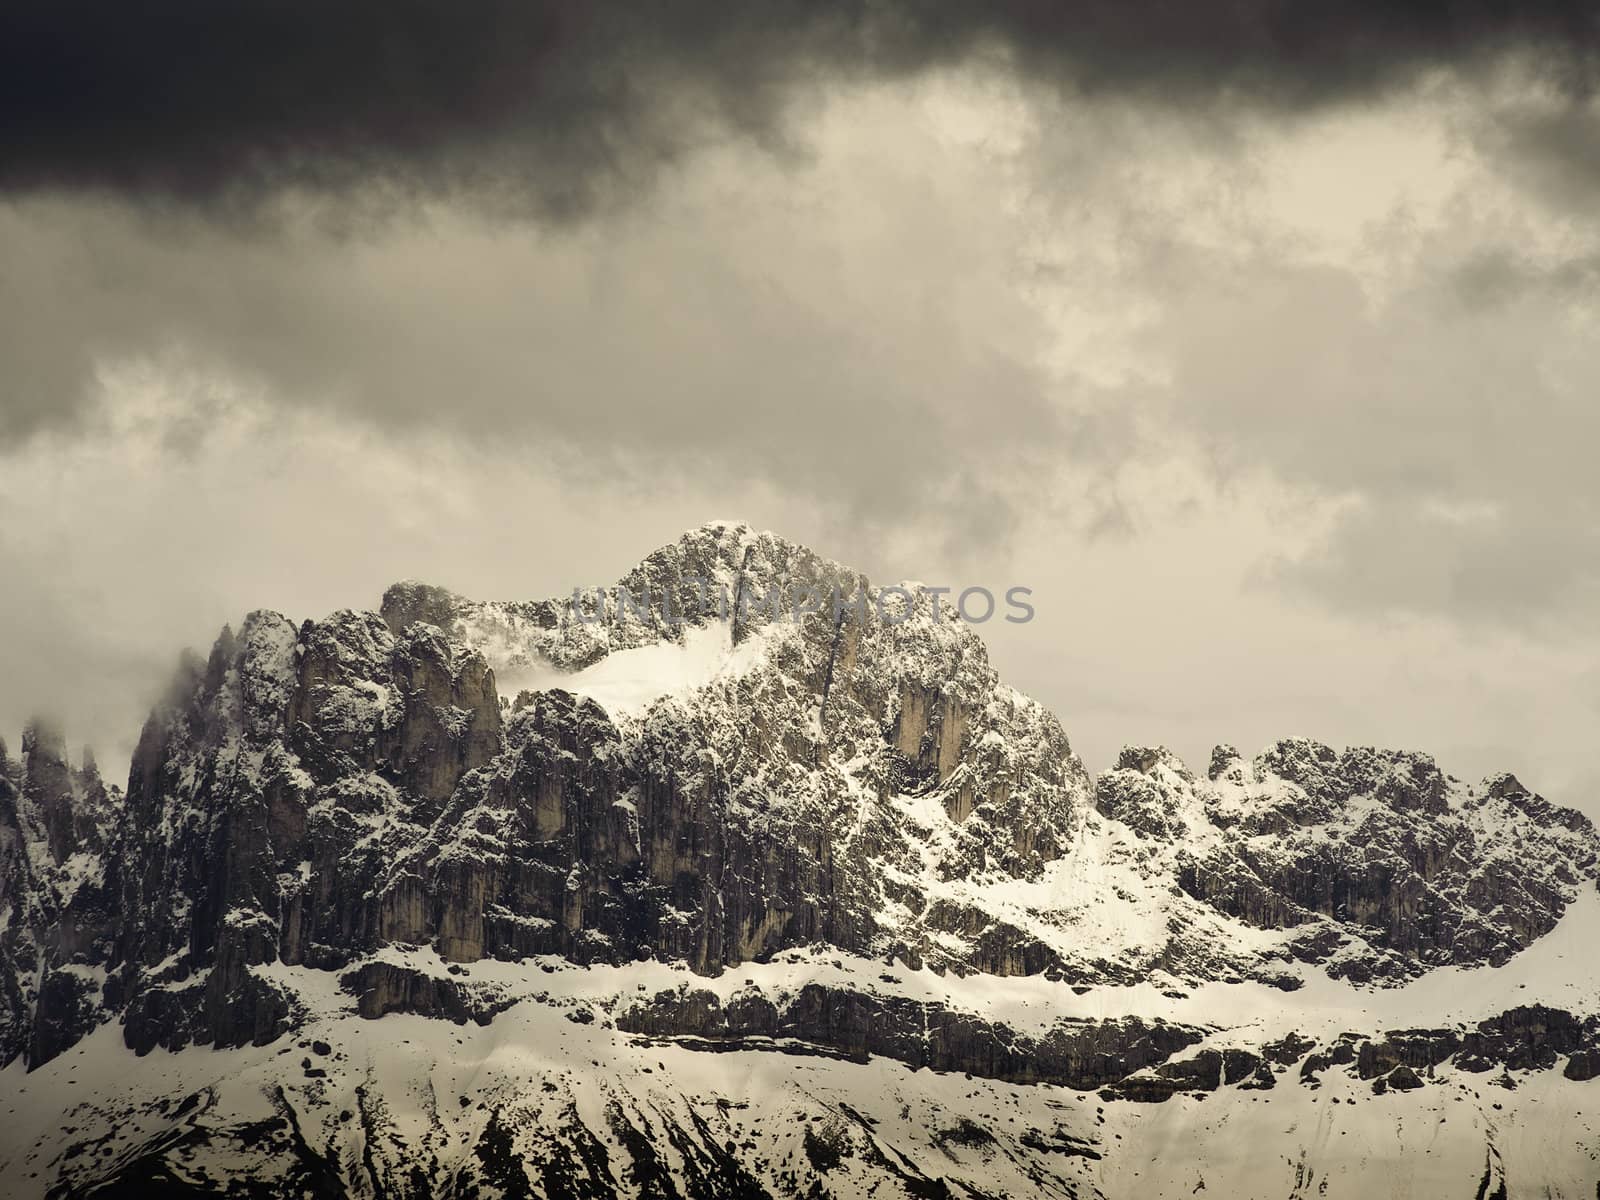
[3, 3, 1599, 809]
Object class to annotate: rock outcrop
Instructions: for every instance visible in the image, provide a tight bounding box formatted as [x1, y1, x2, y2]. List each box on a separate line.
[617, 981, 1207, 1089]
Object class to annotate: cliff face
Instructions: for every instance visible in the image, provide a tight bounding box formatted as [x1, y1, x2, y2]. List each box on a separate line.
[0, 720, 118, 1068]
[1102, 741, 1597, 982]
[2, 522, 1598, 1199]
[26, 524, 1094, 1059]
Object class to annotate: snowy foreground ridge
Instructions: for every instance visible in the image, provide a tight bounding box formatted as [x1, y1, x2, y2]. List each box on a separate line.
[3, 522, 1600, 1198]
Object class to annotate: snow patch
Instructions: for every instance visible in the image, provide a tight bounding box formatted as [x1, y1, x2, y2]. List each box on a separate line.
[496, 619, 772, 718]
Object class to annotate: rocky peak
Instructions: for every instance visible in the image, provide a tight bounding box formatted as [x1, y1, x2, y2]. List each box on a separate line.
[1095, 746, 1196, 839]
[1168, 742, 1597, 981]
[5, 523, 1600, 1197]
[1207, 742, 1244, 782]
[16, 718, 111, 864]
[21, 719, 74, 863]
[1486, 771, 1529, 801]
[379, 579, 465, 636]
[0, 522, 1595, 1083]
[0, 716, 122, 1069]
[382, 522, 871, 686]
[1115, 745, 1195, 781]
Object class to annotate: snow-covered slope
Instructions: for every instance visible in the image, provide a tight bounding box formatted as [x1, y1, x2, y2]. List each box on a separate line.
[1, 521, 1597, 1198]
[8, 929, 1600, 1198]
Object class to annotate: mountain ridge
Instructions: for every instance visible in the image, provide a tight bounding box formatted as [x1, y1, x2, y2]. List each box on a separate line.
[2, 520, 1597, 1198]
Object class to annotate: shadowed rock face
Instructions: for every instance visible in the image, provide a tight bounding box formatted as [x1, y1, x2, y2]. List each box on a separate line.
[1166, 743, 1596, 981]
[0, 719, 119, 1066]
[0, 522, 1595, 1080]
[1095, 739, 1597, 983]
[616, 982, 1208, 1090]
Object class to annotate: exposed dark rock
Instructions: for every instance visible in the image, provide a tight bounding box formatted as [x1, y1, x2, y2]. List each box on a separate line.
[1457, 1005, 1593, 1072]
[1357, 1029, 1459, 1079]
[1100, 1047, 1264, 1102]
[1564, 1049, 1600, 1081]
[1376, 1063, 1424, 1092]
[1263, 1032, 1317, 1065]
[1299, 1038, 1357, 1084]
[340, 961, 510, 1025]
[1290, 1007, 1600, 1089]
[617, 982, 1207, 1091]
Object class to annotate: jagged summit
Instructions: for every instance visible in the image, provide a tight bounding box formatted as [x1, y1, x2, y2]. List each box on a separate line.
[383, 521, 800, 611]
[380, 521, 860, 673]
[3, 525, 1599, 1196]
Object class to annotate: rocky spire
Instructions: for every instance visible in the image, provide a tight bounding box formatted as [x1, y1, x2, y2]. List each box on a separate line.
[14, 720, 113, 865]
[21, 719, 76, 864]
[0, 735, 17, 813]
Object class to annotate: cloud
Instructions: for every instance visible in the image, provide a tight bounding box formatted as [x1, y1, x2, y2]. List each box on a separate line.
[0, 84, 1147, 560]
[1270, 497, 1600, 624]
[4, 0, 1597, 220]
[1147, 224, 1600, 625]
[1448, 245, 1600, 309]
[6, 27, 1600, 640]
[1472, 91, 1600, 219]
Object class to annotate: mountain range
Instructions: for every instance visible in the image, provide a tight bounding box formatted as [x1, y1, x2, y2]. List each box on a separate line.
[3, 521, 1598, 1198]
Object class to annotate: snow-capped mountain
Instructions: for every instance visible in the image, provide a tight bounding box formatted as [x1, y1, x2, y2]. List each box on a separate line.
[3, 521, 1599, 1198]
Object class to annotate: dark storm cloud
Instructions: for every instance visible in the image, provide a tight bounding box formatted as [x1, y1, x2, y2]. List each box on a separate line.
[4, 0, 1599, 217]
[1473, 97, 1600, 217]
[7, 0, 1600, 638]
[1448, 245, 1600, 309]
[0, 117, 1129, 547]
